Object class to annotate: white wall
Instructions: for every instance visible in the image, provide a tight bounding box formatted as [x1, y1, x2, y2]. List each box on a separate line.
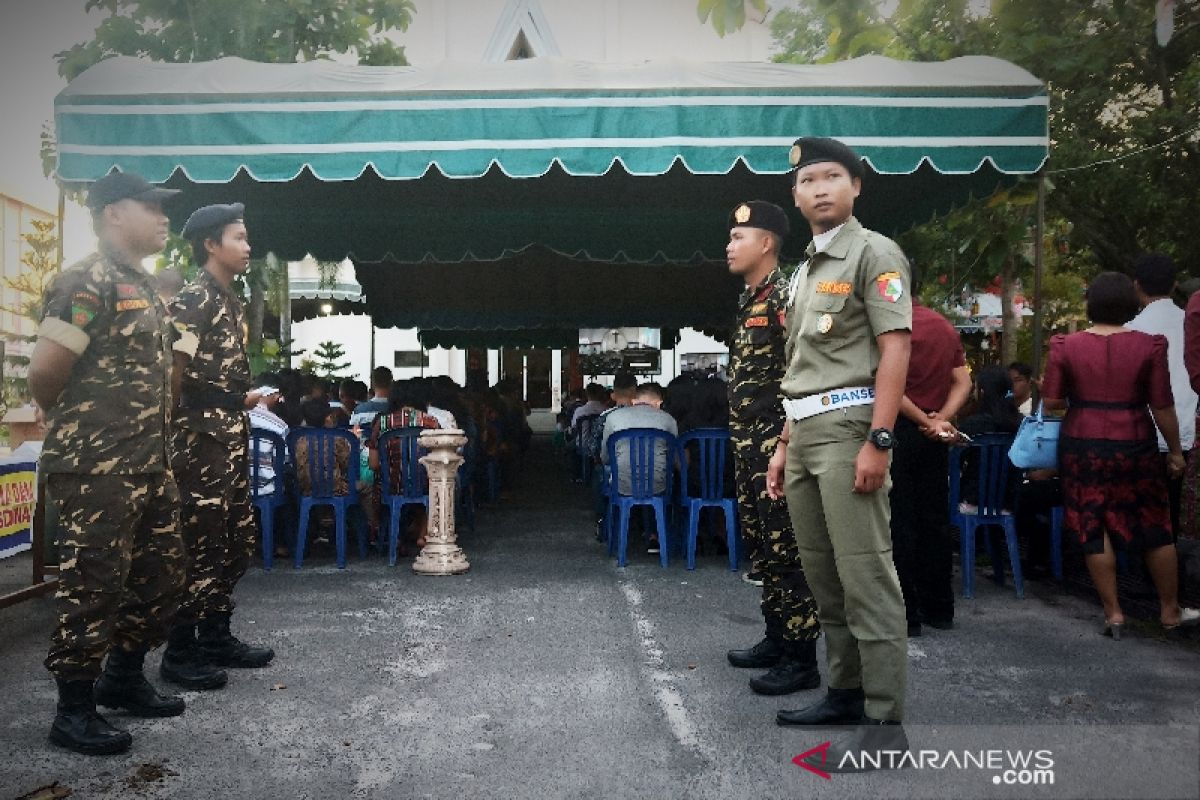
[289, 316, 466, 385]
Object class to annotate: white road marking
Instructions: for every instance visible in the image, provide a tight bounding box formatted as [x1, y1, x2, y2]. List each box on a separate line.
[618, 580, 715, 763]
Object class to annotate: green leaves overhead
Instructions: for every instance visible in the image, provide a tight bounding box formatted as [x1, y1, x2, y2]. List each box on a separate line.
[698, 0, 765, 37]
[58, 0, 416, 80]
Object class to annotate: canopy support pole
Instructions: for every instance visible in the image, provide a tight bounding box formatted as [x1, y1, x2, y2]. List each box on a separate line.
[1031, 171, 1046, 379]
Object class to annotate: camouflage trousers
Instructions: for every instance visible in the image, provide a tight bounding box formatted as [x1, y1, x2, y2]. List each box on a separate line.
[171, 428, 256, 625]
[44, 472, 185, 682]
[733, 431, 820, 644]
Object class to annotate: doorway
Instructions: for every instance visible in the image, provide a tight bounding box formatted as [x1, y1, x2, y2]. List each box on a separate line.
[501, 348, 553, 409]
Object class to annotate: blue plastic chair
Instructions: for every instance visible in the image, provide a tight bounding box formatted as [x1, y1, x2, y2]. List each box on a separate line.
[958, 433, 1023, 598]
[287, 427, 363, 569]
[377, 427, 430, 566]
[948, 446, 965, 533]
[605, 428, 677, 568]
[250, 429, 288, 571]
[677, 428, 738, 571]
[575, 413, 602, 484]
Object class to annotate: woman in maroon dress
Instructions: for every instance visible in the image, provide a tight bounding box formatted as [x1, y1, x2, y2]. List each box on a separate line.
[1041, 272, 1200, 638]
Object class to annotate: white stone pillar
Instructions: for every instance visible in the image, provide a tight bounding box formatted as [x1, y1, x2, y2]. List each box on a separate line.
[412, 428, 471, 575]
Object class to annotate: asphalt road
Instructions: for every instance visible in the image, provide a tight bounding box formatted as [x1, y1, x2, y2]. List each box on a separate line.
[4, 441, 1200, 799]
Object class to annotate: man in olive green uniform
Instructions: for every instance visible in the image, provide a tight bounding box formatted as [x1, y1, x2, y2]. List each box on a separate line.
[723, 201, 822, 696]
[161, 203, 274, 689]
[31, 172, 187, 755]
[767, 138, 912, 771]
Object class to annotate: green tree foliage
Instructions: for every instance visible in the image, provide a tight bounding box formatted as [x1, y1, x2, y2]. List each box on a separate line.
[56, 0, 416, 80]
[3, 219, 61, 325]
[2, 219, 62, 404]
[698, 0, 769, 37]
[312, 340, 351, 380]
[719, 0, 1200, 276]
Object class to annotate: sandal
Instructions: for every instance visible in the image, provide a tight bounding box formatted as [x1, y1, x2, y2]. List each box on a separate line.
[1163, 607, 1200, 630]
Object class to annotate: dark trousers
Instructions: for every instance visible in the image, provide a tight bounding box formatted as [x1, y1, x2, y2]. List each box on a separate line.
[889, 417, 954, 625]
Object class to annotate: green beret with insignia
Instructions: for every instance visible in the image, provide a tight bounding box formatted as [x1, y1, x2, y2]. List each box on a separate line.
[788, 137, 865, 179]
[728, 200, 790, 238]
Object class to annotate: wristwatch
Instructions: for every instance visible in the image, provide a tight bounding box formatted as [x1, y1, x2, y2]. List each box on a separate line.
[868, 427, 895, 450]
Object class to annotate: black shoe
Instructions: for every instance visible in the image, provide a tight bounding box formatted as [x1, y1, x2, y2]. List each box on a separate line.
[749, 659, 821, 696]
[198, 612, 275, 668]
[727, 636, 783, 669]
[49, 679, 132, 756]
[94, 647, 184, 717]
[160, 624, 229, 689]
[776, 686, 865, 726]
[907, 622, 923, 638]
[799, 717, 909, 774]
[923, 617, 954, 630]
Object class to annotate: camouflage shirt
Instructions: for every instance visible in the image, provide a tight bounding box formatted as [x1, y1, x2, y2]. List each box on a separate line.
[37, 247, 172, 474]
[728, 268, 789, 442]
[170, 269, 251, 444]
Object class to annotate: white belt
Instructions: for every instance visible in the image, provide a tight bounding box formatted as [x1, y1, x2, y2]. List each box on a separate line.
[783, 386, 875, 421]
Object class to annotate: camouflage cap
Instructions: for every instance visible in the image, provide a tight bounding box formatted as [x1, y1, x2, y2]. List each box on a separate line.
[728, 200, 790, 238]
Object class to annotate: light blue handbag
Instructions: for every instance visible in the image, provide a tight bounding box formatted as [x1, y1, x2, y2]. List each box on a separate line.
[1007, 402, 1062, 470]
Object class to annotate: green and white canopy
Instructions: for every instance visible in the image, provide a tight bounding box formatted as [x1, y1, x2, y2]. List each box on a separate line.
[56, 55, 1047, 331]
[57, 54, 1046, 183]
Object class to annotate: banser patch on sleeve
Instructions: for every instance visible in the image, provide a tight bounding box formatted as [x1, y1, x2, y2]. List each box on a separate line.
[69, 291, 102, 328]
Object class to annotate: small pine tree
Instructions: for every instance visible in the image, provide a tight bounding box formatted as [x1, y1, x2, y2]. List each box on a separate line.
[312, 340, 351, 380]
[3, 218, 61, 405]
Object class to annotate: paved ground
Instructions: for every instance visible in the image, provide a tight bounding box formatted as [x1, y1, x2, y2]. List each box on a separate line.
[4, 440, 1200, 799]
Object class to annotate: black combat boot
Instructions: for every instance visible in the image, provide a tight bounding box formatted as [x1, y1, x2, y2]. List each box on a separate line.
[94, 647, 185, 717]
[776, 685, 865, 726]
[797, 717, 909, 774]
[159, 624, 228, 689]
[197, 612, 274, 668]
[727, 635, 784, 669]
[49, 679, 132, 755]
[748, 639, 821, 695]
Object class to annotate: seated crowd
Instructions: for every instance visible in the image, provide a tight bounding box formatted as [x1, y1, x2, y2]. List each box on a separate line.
[247, 366, 532, 560]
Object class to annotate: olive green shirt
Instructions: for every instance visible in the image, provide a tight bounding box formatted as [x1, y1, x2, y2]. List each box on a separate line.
[37, 247, 173, 474]
[781, 217, 912, 399]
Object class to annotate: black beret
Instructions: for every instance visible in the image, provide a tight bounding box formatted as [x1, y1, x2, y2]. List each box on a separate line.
[728, 200, 790, 238]
[181, 203, 246, 238]
[788, 137, 865, 179]
[86, 171, 180, 211]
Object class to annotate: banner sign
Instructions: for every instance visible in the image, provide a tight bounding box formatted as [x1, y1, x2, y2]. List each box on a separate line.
[0, 461, 36, 559]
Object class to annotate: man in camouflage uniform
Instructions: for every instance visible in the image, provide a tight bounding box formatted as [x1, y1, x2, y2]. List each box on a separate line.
[160, 203, 273, 689]
[30, 172, 187, 755]
[723, 201, 822, 695]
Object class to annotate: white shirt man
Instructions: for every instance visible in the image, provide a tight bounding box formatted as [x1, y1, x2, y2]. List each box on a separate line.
[1130, 299, 1197, 452]
[248, 386, 289, 496]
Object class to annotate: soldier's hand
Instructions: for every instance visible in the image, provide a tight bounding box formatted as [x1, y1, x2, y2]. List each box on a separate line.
[767, 443, 787, 500]
[853, 443, 889, 494]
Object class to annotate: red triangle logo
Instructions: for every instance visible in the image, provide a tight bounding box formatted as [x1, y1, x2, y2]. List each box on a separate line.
[792, 741, 833, 780]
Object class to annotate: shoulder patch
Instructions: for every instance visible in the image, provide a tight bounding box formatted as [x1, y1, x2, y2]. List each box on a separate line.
[69, 291, 102, 328]
[875, 272, 904, 303]
[744, 316, 769, 328]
